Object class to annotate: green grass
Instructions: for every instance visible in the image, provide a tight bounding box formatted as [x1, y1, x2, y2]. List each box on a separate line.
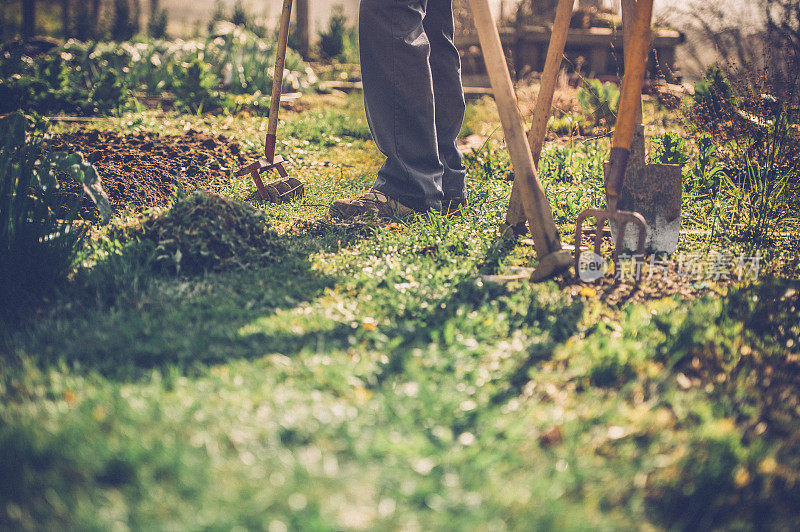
[1, 92, 799, 530]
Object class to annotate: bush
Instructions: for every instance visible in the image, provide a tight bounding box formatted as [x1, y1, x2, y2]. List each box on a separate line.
[0, 113, 88, 320]
[147, 7, 169, 39]
[692, 65, 736, 120]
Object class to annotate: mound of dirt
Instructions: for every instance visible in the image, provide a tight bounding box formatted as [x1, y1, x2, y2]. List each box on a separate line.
[48, 128, 248, 217]
[121, 191, 286, 274]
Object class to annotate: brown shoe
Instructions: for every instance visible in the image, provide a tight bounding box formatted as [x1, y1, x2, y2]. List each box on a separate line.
[329, 189, 416, 220]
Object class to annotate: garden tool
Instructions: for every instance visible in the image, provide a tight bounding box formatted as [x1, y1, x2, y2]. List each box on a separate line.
[502, 0, 575, 237]
[573, 0, 652, 274]
[609, 0, 681, 253]
[235, 0, 304, 203]
[469, 0, 572, 281]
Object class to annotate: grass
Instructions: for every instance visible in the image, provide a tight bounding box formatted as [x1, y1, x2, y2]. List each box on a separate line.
[1, 92, 799, 530]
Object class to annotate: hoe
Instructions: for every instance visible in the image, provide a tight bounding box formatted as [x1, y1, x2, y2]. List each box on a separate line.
[574, 0, 652, 274]
[235, 0, 304, 203]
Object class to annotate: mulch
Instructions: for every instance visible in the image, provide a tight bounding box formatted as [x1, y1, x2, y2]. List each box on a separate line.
[47, 128, 249, 218]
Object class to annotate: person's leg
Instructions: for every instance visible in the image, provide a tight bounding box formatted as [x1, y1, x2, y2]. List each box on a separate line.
[423, 0, 467, 204]
[358, 0, 444, 212]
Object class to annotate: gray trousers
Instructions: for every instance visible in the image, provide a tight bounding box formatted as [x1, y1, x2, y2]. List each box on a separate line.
[359, 0, 467, 212]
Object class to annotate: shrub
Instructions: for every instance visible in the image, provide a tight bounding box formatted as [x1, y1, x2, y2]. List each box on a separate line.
[0, 113, 88, 320]
[147, 9, 169, 39]
[0, 45, 126, 116]
[318, 6, 348, 61]
[692, 65, 736, 120]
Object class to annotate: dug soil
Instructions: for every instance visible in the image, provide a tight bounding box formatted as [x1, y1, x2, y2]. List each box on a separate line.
[48, 128, 248, 218]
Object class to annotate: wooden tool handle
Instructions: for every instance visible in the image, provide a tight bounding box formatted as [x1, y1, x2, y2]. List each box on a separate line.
[469, 0, 562, 258]
[526, 0, 575, 159]
[505, 0, 575, 229]
[607, 0, 652, 200]
[266, 0, 294, 161]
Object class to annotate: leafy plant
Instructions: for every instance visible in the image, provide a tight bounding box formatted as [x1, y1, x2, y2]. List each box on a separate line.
[688, 133, 725, 194]
[650, 132, 690, 166]
[0, 113, 88, 319]
[577, 78, 619, 128]
[171, 59, 224, 114]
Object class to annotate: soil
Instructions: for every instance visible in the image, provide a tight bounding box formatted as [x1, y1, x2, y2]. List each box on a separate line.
[47, 128, 249, 218]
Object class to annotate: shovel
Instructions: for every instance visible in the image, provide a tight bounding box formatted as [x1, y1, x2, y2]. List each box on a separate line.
[235, 0, 304, 203]
[469, 0, 572, 281]
[573, 0, 653, 275]
[502, 0, 575, 237]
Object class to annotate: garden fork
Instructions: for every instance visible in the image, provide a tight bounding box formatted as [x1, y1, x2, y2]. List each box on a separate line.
[235, 0, 303, 203]
[574, 0, 652, 274]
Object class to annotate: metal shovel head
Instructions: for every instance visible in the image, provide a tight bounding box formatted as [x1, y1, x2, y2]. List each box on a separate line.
[604, 126, 683, 253]
[574, 206, 647, 277]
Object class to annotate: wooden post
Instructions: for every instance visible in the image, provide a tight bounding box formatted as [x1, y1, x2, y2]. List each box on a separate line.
[296, 0, 310, 59]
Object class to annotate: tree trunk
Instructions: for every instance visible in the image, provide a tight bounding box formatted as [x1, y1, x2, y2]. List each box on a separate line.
[296, 0, 310, 59]
[62, 0, 70, 38]
[22, 0, 36, 40]
[91, 0, 101, 36]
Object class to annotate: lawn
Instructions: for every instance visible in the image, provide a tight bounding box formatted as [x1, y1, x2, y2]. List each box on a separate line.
[2, 90, 799, 531]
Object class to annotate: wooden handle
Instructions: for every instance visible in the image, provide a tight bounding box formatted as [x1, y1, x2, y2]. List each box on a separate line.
[612, 0, 652, 152]
[469, 0, 562, 258]
[526, 0, 575, 159]
[266, 0, 293, 160]
[621, 0, 643, 124]
[505, 0, 575, 229]
[607, 0, 652, 201]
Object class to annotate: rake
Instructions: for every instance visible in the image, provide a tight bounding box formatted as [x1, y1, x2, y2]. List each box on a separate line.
[235, 0, 304, 203]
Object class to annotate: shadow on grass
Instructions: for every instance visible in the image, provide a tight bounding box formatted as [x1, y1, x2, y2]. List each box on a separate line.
[4, 223, 373, 381]
[7, 215, 585, 390]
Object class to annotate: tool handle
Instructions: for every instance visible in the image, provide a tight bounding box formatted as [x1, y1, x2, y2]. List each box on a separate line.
[607, 0, 653, 200]
[266, 0, 294, 161]
[526, 0, 574, 161]
[469, 0, 562, 257]
[505, 0, 575, 229]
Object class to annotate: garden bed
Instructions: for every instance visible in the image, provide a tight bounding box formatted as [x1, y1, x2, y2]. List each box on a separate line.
[47, 128, 248, 217]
